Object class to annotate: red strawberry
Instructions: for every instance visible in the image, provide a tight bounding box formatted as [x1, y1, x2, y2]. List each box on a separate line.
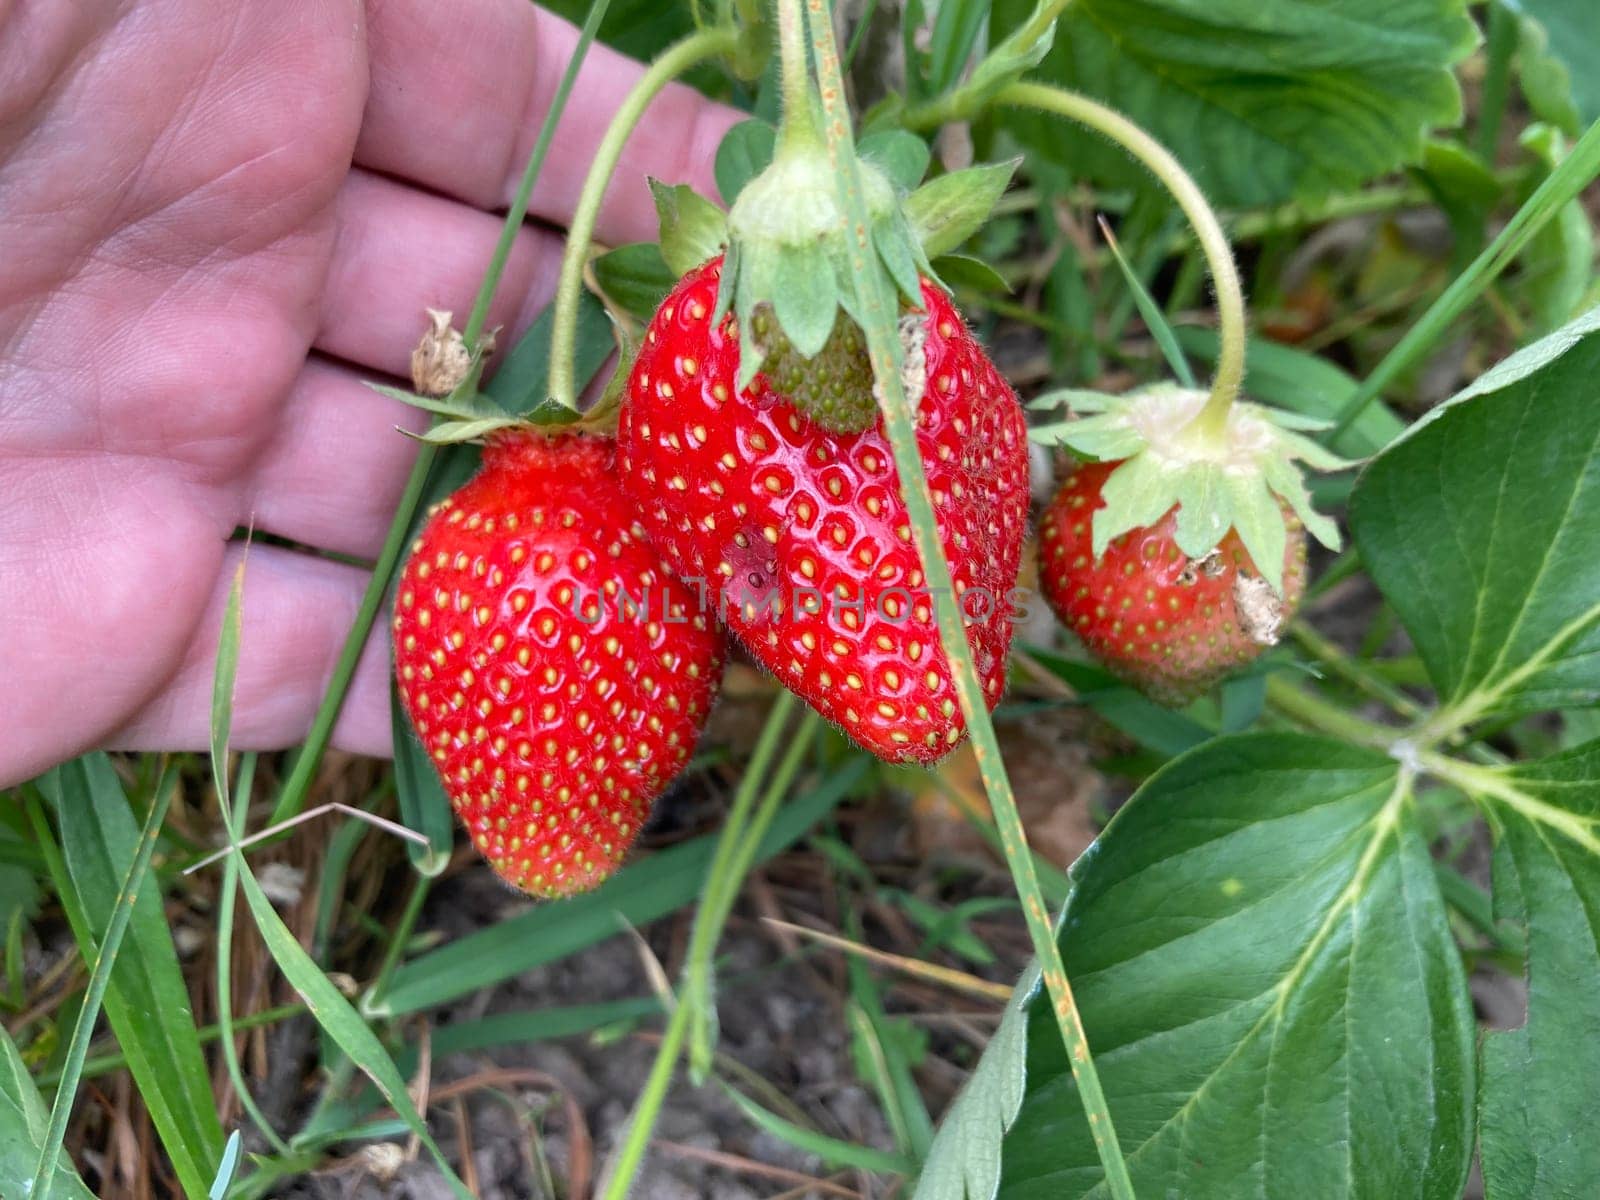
[1038, 459, 1307, 704]
[392, 431, 724, 897]
[616, 257, 1029, 764]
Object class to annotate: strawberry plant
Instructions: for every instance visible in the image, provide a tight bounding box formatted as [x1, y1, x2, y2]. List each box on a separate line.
[2, 0, 1598, 1197]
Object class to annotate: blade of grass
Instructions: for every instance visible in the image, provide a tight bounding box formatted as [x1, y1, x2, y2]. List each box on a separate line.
[33, 758, 223, 1198]
[1329, 115, 1600, 440]
[686, 702, 821, 1080]
[29, 757, 184, 1200]
[721, 1084, 915, 1175]
[1098, 214, 1195, 386]
[597, 698, 820, 1199]
[227, 838, 472, 1197]
[208, 1130, 244, 1200]
[209, 560, 294, 1157]
[803, 6, 1135, 1193]
[270, 0, 615, 824]
[0, 1021, 96, 1200]
[216, 753, 291, 1156]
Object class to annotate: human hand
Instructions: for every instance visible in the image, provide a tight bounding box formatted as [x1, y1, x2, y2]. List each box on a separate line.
[0, 0, 738, 787]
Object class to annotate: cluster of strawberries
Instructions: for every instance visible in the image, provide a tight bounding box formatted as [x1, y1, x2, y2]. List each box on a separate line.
[392, 254, 1315, 898]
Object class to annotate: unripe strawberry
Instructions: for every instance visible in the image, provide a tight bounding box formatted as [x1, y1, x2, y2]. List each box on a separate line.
[1039, 459, 1307, 703]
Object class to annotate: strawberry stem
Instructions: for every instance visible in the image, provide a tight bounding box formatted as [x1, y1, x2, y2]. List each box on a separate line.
[600, 693, 817, 1200]
[802, 5, 1137, 1197]
[774, 0, 819, 153]
[547, 26, 739, 411]
[997, 82, 1247, 440]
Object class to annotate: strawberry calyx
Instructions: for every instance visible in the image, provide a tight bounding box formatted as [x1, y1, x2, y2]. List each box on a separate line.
[1031, 383, 1348, 596]
[717, 129, 928, 416]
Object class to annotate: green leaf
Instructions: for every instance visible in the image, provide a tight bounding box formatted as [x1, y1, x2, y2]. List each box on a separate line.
[932, 252, 1013, 295]
[230, 846, 471, 1197]
[1020, 647, 1214, 759]
[483, 287, 614, 414]
[1413, 139, 1503, 268]
[390, 685, 454, 876]
[860, 129, 932, 191]
[1000, 735, 1474, 1199]
[906, 162, 1019, 259]
[925, 0, 992, 96]
[1513, 124, 1597, 334]
[992, 0, 1476, 208]
[649, 179, 727, 277]
[1349, 307, 1600, 728]
[41, 758, 223, 1197]
[0, 1023, 96, 1200]
[208, 1130, 244, 1200]
[912, 962, 1041, 1200]
[1475, 739, 1600, 1197]
[380, 757, 866, 1015]
[725, 1084, 916, 1176]
[592, 243, 679, 326]
[715, 118, 777, 206]
[1509, 0, 1600, 128]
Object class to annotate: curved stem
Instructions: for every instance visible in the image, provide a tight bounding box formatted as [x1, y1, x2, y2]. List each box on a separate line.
[775, 0, 815, 151]
[998, 81, 1246, 437]
[547, 27, 739, 410]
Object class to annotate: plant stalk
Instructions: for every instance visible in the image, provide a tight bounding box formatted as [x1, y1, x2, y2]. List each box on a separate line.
[998, 81, 1246, 438]
[1329, 114, 1600, 440]
[599, 694, 816, 1199]
[801, 6, 1136, 1196]
[30, 763, 180, 1200]
[547, 27, 740, 410]
[270, 0, 615, 824]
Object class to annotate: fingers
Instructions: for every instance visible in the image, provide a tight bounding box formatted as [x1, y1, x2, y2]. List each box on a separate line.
[245, 357, 429, 560]
[358, 0, 739, 247]
[108, 542, 394, 760]
[316, 169, 561, 378]
[0, 457, 224, 788]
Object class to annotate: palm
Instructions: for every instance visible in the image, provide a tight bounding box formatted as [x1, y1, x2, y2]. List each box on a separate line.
[0, 0, 734, 786]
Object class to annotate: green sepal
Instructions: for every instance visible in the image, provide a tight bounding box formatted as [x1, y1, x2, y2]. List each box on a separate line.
[410, 415, 529, 444]
[772, 241, 842, 360]
[1027, 387, 1123, 412]
[905, 160, 1021, 259]
[724, 141, 920, 401]
[592, 243, 676, 326]
[520, 399, 586, 428]
[650, 180, 728, 277]
[367, 383, 503, 423]
[1046, 383, 1347, 595]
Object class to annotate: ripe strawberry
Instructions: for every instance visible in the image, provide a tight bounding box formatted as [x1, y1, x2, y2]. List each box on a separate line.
[1038, 459, 1308, 704]
[392, 431, 724, 898]
[616, 257, 1029, 764]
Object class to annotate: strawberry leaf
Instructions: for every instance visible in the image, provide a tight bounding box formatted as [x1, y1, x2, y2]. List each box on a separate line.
[905, 162, 1021, 260]
[998, 735, 1475, 1199]
[1350, 305, 1600, 729]
[649, 179, 727, 277]
[992, 0, 1476, 208]
[714, 118, 777, 206]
